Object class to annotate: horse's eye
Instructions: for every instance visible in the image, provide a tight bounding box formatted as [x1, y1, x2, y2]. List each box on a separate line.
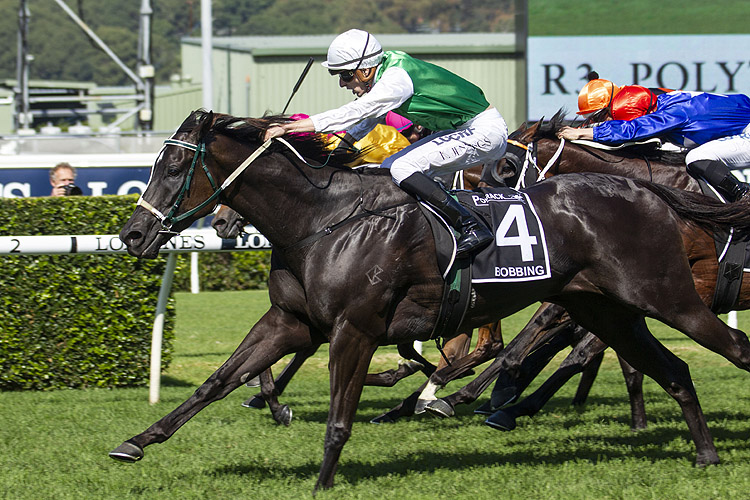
[166, 165, 181, 177]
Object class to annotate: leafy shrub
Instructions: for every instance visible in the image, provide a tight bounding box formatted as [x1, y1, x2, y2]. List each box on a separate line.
[0, 195, 272, 390]
[0, 195, 174, 390]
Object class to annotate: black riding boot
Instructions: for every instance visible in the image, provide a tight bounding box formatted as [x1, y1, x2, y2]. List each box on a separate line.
[400, 172, 494, 257]
[686, 159, 750, 202]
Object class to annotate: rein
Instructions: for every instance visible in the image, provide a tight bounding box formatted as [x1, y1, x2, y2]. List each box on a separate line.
[138, 133, 410, 249]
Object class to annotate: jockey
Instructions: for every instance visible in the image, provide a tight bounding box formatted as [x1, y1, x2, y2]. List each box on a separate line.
[264, 28, 508, 257]
[559, 86, 750, 202]
[576, 78, 622, 122]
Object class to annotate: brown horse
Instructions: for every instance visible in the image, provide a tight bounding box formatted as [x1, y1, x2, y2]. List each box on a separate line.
[428, 111, 747, 431]
[111, 110, 750, 492]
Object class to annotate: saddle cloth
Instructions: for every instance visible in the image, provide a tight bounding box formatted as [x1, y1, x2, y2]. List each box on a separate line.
[459, 188, 552, 283]
[423, 187, 552, 284]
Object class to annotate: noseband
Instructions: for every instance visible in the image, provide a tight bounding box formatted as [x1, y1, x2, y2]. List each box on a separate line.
[137, 137, 272, 234]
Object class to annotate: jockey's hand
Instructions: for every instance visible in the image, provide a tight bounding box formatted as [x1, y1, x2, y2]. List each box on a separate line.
[557, 126, 594, 141]
[264, 125, 287, 142]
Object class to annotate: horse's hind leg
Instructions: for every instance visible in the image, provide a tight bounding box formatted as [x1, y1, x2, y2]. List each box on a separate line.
[109, 305, 315, 462]
[507, 298, 718, 466]
[485, 328, 609, 431]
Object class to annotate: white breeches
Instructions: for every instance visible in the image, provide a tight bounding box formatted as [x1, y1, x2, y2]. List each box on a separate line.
[385, 107, 508, 185]
[686, 122, 750, 168]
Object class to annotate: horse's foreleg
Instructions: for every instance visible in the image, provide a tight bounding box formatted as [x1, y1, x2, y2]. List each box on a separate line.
[420, 324, 505, 416]
[414, 331, 473, 413]
[428, 303, 573, 416]
[109, 306, 314, 462]
[315, 326, 378, 492]
[489, 313, 579, 409]
[397, 343, 437, 377]
[571, 348, 604, 406]
[243, 343, 321, 411]
[617, 354, 646, 430]
[364, 358, 426, 387]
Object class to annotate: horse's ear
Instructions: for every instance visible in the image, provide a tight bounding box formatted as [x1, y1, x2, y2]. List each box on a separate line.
[199, 110, 214, 138]
[527, 118, 543, 136]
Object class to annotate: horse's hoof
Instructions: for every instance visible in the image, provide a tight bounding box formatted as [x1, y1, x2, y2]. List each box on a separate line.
[424, 399, 455, 418]
[370, 413, 397, 424]
[109, 441, 144, 463]
[473, 400, 495, 415]
[245, 376, 261, 388]
[695, 452, 720, 467]
[415, 398, 435, 414]
[484, 411, 517, 431]
[274, 405, 293, 426]
[490, 387, 518, 409]
[241, 395, 266, 409]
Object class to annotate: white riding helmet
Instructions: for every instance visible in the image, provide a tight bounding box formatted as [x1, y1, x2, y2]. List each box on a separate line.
[322, 29, 383, 71]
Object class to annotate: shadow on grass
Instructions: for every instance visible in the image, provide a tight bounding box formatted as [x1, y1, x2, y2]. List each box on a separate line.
[208, 431, 724, 488]
[207, 414, 750, 488]
[160, 375, 196, 388]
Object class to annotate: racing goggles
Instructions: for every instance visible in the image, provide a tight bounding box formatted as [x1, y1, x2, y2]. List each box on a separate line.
[329, 69, 356, 83]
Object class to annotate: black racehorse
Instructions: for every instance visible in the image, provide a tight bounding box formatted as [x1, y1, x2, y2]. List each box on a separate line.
[111, 110, 750, 492]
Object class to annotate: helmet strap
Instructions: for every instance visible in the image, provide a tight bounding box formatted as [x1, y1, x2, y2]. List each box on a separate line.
[355, 68, 377, 90]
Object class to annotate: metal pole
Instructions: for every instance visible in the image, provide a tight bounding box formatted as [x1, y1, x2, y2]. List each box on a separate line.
[52, 0, 144, 89]
[138, 0, 154, 130]
[201, 0, 213, 110]
[16, 0, 32, 131]
[149, 252, 177, 405]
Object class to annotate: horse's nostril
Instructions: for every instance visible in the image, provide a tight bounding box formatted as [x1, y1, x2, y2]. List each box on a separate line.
[123, 230, 142, 244]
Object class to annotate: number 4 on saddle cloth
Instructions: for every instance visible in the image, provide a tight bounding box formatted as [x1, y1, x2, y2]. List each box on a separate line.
[422, 187, 552, 340]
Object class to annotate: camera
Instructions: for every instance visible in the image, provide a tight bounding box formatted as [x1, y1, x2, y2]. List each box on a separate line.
[62, 184, 83, 196]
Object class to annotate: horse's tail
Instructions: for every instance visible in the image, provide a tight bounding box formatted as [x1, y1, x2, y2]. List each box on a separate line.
[640, 180, 750, 236]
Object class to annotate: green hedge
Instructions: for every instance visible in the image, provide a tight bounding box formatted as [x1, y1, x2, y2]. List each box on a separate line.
[0, 195, 176, 390]
[172, 251, 271, 292]
[0, 195, 272, 391]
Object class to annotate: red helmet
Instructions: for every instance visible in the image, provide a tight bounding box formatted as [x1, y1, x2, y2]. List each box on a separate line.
[610, 86, 659, 121]
[576, 79, 621, 115]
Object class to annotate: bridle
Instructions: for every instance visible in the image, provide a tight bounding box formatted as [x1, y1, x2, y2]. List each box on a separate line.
[137, 137, 272, 235]
[505, 137, 566, 189]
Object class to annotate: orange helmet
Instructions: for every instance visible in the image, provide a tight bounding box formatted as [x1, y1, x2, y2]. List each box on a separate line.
[576, 79, 621, 115]
[610, 85, 659, 121]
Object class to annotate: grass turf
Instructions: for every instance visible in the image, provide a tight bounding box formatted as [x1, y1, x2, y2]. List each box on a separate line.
[2, 290, 750, 499]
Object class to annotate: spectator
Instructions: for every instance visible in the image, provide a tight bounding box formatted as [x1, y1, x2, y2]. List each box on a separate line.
[49, 162, 82, 196]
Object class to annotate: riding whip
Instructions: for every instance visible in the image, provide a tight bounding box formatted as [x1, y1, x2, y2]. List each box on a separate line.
[281, 57, 315, 115]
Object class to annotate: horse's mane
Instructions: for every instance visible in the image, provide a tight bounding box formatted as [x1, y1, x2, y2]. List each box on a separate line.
[197, 111, 369, 170]
[529, 108, 687, 165]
